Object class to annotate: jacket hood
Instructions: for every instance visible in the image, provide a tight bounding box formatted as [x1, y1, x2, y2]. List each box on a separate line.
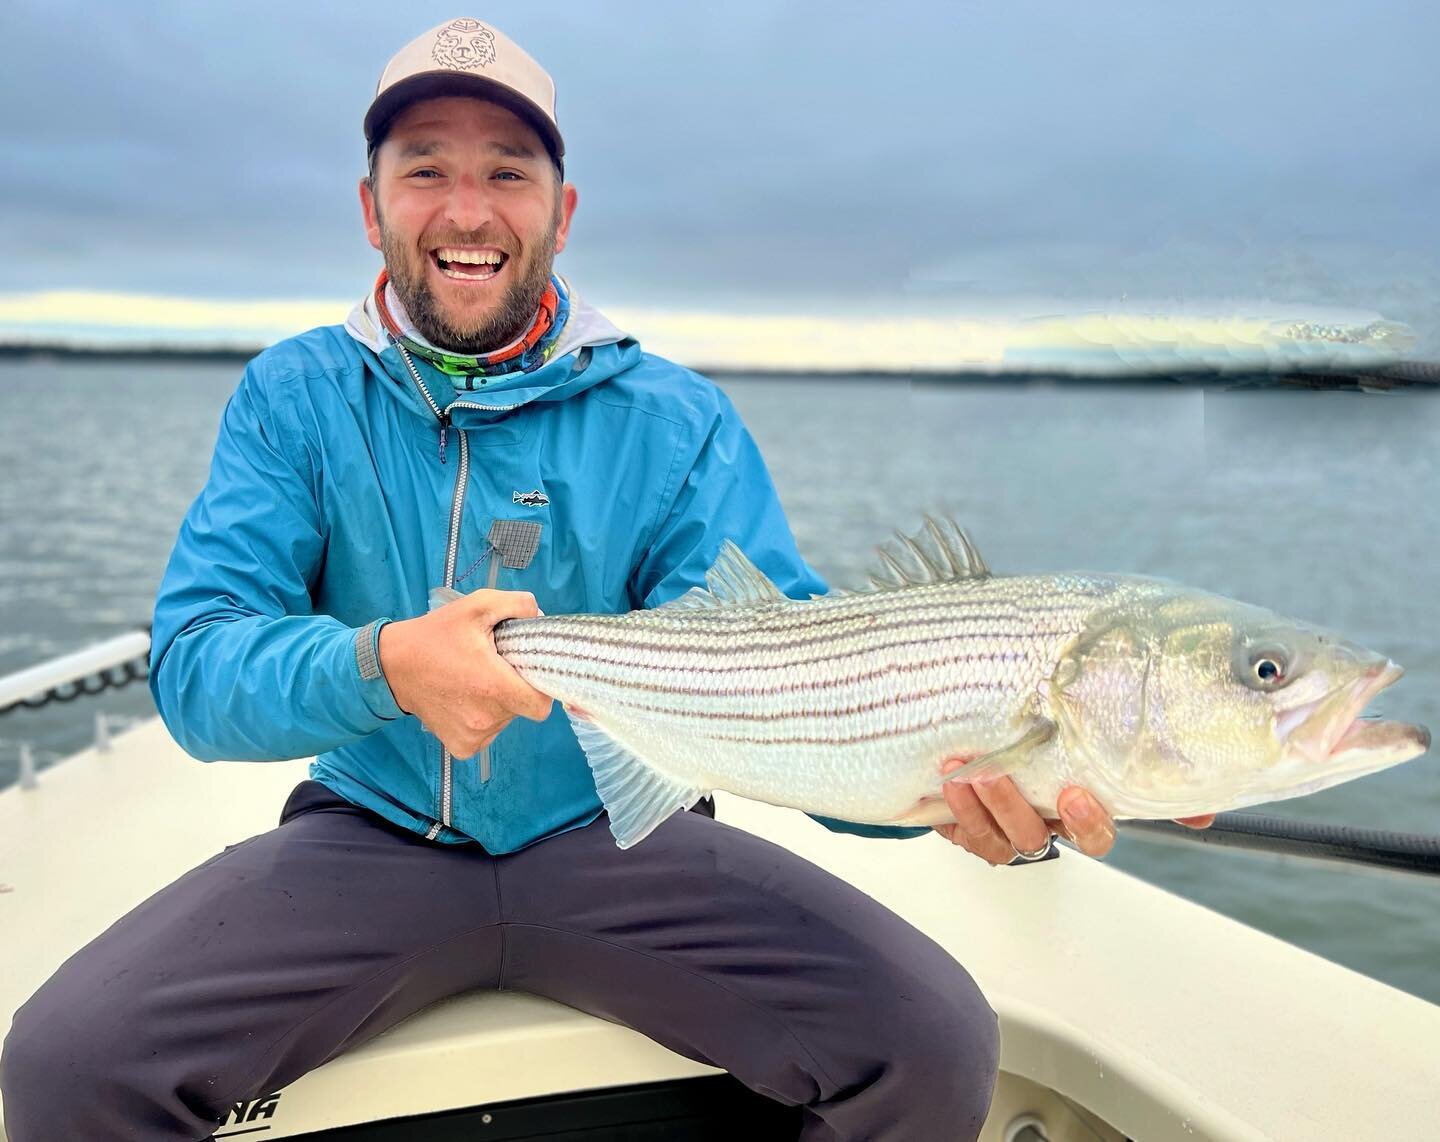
[343, 277, 639, 423]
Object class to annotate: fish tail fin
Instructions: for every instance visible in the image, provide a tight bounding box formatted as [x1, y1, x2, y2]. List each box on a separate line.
[429, 586, 466, 611]
[565, 713, 706, 849]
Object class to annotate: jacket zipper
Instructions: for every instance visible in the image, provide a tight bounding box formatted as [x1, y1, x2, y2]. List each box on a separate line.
[438, 404, 521, 794]
[392, 341, 522, 836]
[478, 553, 503, 783]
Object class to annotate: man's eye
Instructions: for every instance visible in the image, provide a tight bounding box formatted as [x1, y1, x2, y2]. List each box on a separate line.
[409, 169, 442, 179]
[493, 170, 524, 181]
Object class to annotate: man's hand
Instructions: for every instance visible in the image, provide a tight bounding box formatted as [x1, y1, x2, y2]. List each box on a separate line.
[934, 756, 1215, 865]
[378, 589, 553, 758]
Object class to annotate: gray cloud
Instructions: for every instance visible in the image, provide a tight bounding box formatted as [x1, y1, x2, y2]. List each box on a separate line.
[5, 0, 1438, 350]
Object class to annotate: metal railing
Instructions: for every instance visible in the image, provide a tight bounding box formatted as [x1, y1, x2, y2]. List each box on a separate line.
[0, 629, 152, 788]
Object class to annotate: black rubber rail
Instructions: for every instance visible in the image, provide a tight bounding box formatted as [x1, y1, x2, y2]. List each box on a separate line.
[1118, 812, 1440, 880]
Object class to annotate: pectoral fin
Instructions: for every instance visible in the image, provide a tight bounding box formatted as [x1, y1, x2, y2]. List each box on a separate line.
[566, 713, 706, 849]
[938, 719, 1056, 789]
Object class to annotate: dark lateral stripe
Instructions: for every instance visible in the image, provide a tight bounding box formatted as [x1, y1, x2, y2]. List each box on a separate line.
[697, 706, 1005, 746]
[703, 725, 934, 747]
[521, 646, 1043, 699]
[521, 593, 1083, 653]
[583, 681, 1009, 726]
[507, 628, 1066, 681]
[640, 592, 1075, 632]
[647, 588, 1075, 625]
[505, 614, 1070, 667]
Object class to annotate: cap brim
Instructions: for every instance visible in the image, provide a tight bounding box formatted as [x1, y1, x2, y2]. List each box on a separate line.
[364, 72, 565, 166]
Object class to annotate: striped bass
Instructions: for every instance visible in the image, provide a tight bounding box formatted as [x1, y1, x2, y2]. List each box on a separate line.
[452, 518, 1431, 849]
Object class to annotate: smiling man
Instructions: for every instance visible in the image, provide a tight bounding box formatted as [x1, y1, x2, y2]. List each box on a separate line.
[0, 17, 1151, 1142]
[364, 98, 573, 356]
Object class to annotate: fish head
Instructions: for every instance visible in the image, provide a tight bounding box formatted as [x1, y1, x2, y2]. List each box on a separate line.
[1051, 588, 1430, 814]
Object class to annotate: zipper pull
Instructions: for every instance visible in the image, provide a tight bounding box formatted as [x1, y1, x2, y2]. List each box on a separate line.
[437, 414, 450, 464]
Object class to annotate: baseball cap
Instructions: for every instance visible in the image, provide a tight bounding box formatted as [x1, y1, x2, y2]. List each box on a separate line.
[364, 17, 564, 172]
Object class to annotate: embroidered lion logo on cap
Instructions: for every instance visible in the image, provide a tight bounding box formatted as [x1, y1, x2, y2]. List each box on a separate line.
[432, 18, 497, 71]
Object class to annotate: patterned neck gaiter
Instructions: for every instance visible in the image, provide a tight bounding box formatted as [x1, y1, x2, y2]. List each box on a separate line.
[373, 268, 571, 389]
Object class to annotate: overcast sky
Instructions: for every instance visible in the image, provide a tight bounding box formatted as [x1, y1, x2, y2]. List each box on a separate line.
[4, 0, 1439, 355]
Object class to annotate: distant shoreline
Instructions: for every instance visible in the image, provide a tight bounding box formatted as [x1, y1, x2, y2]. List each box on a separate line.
[2, 340, 1436, 389]
[0, 341, 262, 365]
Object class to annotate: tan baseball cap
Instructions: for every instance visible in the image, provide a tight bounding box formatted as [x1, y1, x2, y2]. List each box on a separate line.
[364, 17, 564, 171]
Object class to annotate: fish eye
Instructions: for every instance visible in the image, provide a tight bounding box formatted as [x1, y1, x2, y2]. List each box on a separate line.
[1251, 655, 1287, 687]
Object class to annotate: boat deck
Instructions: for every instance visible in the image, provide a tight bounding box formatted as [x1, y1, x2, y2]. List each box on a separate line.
[3, 718, 1438, 1140]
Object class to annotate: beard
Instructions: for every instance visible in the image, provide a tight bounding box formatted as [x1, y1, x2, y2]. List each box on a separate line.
[377, 202, 559, 356]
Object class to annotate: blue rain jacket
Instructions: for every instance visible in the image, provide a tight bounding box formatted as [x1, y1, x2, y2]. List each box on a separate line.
[150, 295, 927, 852]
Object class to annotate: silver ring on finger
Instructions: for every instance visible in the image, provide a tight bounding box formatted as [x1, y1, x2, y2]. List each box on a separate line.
[1009, 835, 1056, 864]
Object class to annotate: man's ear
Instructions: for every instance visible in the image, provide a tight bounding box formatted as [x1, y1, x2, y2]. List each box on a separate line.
[359, 177, 382, 253]
[553, 183, 579, 255]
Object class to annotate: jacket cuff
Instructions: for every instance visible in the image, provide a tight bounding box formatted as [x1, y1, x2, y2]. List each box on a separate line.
[807, 813, 932, 840]
[355, 619, 403, 721]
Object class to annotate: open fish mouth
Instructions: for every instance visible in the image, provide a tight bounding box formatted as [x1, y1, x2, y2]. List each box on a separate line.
[1326, 714, 1431, 766]
[1222, 661, 1433, 811]
[1280, 661, 1430, 769]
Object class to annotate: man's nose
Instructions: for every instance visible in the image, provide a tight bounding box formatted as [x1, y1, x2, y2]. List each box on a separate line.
[444, 175, 495, 232]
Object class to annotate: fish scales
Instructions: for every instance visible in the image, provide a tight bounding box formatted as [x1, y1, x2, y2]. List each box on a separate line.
[497, 575, 1106, 825]
[469, 518, 1428, 849]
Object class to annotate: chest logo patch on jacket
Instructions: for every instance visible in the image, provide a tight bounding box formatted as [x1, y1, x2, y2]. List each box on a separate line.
[512, 489, 550, 508]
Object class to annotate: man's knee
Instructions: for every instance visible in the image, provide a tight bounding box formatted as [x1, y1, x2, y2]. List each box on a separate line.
[851, 958, 1001, 1129]
[2, 998, 95, 1129]
[906, 965, 1000, 1114]
[927, 970, 1001, 1120]
[1, 977, 153, 1137]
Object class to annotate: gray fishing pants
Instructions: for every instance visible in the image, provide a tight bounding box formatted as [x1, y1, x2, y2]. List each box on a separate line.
[0, 781, 999, 1141]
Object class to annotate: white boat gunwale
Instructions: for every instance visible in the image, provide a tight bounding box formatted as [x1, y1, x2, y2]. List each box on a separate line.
[2, 716, 1439, 1140]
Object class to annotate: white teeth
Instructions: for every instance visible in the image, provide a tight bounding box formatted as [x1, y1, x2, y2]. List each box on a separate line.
[441, 266, 496, 280]
[437, 248, 504, 265]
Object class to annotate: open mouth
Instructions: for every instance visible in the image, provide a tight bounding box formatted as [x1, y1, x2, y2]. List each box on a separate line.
[1279, 661, 1430, 766]
[431, 246, 509, 282]
[1233, 660, 1432, 808]
[1327, 716, 1430, 761]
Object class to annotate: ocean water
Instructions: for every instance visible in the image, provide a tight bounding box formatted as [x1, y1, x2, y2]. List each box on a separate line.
[1, 361, 1437, 1003]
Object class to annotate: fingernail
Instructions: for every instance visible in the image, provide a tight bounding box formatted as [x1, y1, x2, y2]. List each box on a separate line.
[1061, 792, 1095, 826]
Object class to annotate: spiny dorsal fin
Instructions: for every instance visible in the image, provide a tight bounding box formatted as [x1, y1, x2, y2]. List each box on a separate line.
[656, 540, 789, 610]
[863, 515, 991, 592]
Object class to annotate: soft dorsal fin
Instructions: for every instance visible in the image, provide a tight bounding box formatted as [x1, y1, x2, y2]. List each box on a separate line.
[655, 540, 789, 610]
[863, 515, 991, 592]
[707, 540, 788, 603]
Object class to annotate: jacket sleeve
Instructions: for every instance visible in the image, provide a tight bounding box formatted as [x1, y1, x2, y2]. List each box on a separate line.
[631, 381, 929, 841]
[149, 364, 403, 761]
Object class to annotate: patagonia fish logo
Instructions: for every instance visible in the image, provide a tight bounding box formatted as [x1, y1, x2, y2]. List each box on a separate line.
[215, 1091, 281, 1135]
[432, 18, 497, 71]
[512, 489, 549, 508]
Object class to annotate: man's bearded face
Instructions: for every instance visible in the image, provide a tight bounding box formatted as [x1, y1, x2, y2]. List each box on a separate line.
[375, 193, 560, 354]
[364, 98, 568, 355]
